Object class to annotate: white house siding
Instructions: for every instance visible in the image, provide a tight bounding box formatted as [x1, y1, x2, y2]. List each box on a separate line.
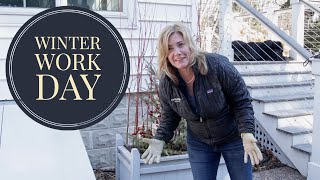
[0, 0, 197, 169]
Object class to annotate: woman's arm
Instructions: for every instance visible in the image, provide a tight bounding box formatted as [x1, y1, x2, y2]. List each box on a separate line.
[154, 82, 181, 143]
[214, 55, 255, 134]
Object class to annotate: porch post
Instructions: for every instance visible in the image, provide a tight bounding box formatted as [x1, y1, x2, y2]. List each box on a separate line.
[204, 27, 213, 52]
[308, 58, 320, 179]
[290, 0, 305, 61]
[218, 0, 234, 61]
[115, 134, 123, 180]
[265, 6, 278, 40]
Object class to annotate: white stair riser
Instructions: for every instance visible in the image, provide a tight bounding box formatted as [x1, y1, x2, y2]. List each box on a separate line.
[256, 110, 310, 176]
[293, 133, 313, 146]
[235, 63, 311, 73]
[249, 85, 314, 98]
[280, 133, 310, 176]
[243, 74, 314, 85]
[278, 115, 314, 130]
[261, 99, 314, 112]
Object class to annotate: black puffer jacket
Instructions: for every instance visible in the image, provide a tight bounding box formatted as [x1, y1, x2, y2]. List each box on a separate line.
[154, 53, 255, 146]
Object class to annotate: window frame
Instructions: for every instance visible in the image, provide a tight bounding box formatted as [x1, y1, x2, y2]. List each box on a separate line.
[0, 0, 137, 28]
[0, 0, 130, 19]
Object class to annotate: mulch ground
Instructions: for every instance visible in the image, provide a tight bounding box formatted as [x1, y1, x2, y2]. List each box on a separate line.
[94, 168, 115, 180]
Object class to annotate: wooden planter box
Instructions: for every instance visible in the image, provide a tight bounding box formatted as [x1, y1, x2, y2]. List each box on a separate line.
[116, 134, 230, 180]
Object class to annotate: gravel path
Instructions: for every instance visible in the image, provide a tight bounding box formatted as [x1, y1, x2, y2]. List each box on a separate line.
[253, 166, 306, 180]
[96, 165, 306, 180]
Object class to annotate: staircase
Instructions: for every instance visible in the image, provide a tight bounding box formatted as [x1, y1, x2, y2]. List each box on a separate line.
[233, 60, 314, 177]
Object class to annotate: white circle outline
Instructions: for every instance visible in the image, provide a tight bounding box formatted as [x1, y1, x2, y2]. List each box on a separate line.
[8, 8, 129, 128]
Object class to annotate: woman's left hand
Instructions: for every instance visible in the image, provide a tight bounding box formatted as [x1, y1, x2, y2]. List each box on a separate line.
[242, 133, 263, 165]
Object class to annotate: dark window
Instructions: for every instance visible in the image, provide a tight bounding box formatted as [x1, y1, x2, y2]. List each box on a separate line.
[68, 0, 123, 12]
[0, 0, 55, 8]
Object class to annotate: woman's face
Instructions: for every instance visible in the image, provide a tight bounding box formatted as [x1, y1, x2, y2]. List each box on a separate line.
[167, 33, 191, 70]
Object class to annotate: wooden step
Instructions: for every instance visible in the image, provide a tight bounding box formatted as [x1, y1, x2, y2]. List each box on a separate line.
[247, 80, 314, 89]
[263, 108, 313, 118]
[241, 70, 311, 76]
[277, 126, 312, 135]
[253, 93, 314, 102]
[292, 143, 312, 154]
[232, 61, 291, 65]
[234, 61, 311, 73]
[253, 93, 314, 112]
[242, 73, 314, 85]
[276, 115, 313, 145]
[247, 80, 314, 98]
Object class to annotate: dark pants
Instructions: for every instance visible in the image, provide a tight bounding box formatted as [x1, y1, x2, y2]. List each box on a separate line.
[187, 132, 252, 180]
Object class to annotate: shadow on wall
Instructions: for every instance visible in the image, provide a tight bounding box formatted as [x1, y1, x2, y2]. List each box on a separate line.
[232, 40, 286, 61]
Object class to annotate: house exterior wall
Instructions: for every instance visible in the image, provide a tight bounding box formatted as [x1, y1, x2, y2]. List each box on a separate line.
[0, 0, 198, 169]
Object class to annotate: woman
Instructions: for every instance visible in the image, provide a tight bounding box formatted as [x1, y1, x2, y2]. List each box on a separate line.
[141, 23, 263, 180]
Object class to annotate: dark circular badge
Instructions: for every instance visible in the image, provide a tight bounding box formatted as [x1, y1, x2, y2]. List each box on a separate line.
[6, 6, 130, 130]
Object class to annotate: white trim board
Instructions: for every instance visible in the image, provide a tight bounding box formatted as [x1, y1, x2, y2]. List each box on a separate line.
[0, 104, 95, 180]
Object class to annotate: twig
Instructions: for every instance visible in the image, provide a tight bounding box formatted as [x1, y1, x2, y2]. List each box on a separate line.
[126, 88, 131, 145]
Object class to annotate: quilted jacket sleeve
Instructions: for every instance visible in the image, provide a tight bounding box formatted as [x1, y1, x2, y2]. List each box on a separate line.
[212, 54, 255, 134]
[154, 79, 181, 143]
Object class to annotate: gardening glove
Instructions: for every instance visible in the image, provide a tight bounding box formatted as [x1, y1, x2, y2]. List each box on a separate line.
[242, 133, 263, 166]
[141, 138, 165, 164]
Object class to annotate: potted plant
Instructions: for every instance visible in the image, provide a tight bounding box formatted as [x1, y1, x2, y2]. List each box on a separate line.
[115, 62, 230, 180]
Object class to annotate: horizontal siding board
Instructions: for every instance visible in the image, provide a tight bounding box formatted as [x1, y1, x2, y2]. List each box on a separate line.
[127, 74, 153, 93]
[0, 38, 10, 58]
[119, 21, 191, 39]
[139, 0, 191, 6]
[0, 37, 158, 57]
[0, 14, 33, 24]
[0, 59, 4, 79]
[1, 21, 191, 39]
[0, 14, 134, 29]
[138, 3, 191, 22]
[129, 56, 158, 75]
[0, 80, 13, 100]
[125, 38, 158, 57]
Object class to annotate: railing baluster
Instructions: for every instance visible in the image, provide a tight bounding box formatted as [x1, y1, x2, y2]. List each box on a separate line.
[308, 57, 320, 179]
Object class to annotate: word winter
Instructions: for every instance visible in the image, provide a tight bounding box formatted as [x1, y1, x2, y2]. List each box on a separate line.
[35, 36, 101, 50]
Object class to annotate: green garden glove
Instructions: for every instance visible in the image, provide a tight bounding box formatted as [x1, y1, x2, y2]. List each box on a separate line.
[141, 138, 165, 164]
[242, 133, 263, 165]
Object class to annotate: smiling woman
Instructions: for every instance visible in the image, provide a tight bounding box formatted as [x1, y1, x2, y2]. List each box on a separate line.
[141, 23, 263, 180]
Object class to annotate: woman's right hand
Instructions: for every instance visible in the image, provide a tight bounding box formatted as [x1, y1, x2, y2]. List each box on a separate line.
[141, 138, 165, 164]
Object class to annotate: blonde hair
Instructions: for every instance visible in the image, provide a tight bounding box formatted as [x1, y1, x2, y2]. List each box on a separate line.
[158, 23, 208, 84]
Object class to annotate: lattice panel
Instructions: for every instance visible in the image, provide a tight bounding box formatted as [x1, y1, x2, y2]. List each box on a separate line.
[255, 120, 293, 166]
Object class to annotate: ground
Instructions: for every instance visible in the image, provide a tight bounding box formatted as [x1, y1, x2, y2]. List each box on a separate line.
[94, 166, 306, 180]
[94, 168, 115, 180]
[94, 148, 306, 180]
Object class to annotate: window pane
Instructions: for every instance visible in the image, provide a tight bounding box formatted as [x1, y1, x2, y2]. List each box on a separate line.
[0, 0, 23, 7]
[68, 0, 123, 12]
[27, 0, 55, 8]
